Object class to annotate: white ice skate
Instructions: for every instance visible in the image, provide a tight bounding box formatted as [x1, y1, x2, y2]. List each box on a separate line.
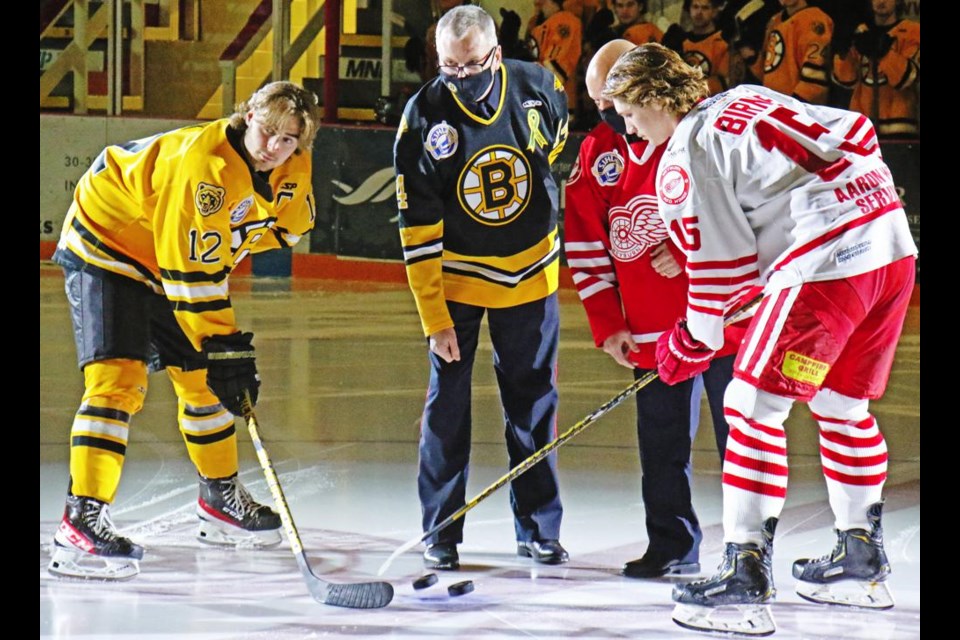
[794, 579, 894, 610]
[792, 502, 894, 609]
[671, 518, 778, 636]
[48, 495, 144, 581]
[197, 474, 282, 547]
[672, 603, 776, 637]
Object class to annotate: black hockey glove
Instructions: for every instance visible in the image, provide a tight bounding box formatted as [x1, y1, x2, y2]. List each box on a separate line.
[662, 24, 688, 54]
[203, 332, 260, 417]
[831, 25, 855, 57]
[854, 28, 895, 59]
[726, 1, 776, 59]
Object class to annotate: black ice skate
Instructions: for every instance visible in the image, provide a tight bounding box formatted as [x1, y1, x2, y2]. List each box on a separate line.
[792, 501, 894, 609]
[670, 518, 778, 636]
[48, 494, 144, 581]
[197, 473, 282, 547]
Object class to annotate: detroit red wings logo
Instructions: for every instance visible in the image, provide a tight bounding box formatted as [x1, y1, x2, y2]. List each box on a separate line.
[608, 194, 668, 262]
[659, 165, 690, 205]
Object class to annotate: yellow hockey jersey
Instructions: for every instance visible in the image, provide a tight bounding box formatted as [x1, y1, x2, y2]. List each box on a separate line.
[751, 6, 833, 104]
[55, 118, 315, 350]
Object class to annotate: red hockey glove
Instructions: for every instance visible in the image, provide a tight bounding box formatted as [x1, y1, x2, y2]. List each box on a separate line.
[656, 319, 716, 385]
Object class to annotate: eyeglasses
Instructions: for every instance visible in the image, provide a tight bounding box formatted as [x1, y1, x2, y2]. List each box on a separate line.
[437, 46, 498, 77]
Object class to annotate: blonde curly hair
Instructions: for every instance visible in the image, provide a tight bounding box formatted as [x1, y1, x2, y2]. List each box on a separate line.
[602, 43, 709, 115]
[229, 81, 321, 154]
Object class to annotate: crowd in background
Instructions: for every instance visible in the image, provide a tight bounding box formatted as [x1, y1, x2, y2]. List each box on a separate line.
[404, 0, 920, 140]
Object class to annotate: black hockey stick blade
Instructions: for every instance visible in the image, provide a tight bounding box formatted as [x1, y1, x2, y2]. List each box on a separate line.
[295, 553, 395, 608]
[244, 401, 394, 609]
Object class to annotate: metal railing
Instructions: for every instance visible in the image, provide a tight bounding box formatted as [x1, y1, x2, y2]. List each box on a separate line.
[39, 0, 153, 114]
[216, 0, 331, 117]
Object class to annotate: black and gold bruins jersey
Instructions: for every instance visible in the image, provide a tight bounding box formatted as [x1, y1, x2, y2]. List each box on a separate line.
[394, 59, 569, 336]
[54, 118, 315, 350]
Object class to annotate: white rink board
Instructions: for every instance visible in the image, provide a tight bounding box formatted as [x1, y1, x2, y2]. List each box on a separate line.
[39, 114, 198, 241]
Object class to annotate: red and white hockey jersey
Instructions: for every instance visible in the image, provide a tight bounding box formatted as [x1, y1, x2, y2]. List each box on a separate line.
[656, 84, 918, 350]
[565, 123, 693, 369]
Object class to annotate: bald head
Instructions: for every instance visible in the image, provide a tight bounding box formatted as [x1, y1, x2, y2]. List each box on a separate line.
[586, 40, 635, 103]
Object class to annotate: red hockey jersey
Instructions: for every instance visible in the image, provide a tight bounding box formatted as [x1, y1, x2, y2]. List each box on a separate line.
[565, 123, 741, 367]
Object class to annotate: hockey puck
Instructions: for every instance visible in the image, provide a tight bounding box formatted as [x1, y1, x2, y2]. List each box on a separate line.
[412, 573, 439, 590]
[447, 580, 474, 597]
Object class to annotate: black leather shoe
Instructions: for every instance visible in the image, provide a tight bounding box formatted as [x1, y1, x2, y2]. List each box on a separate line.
[517, 540, 569, 565]
[423, 543, 459, 570]
[622, 554, 700, 579]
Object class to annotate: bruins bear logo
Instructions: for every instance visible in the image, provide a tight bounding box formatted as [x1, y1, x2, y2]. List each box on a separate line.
[458, 145, 532, 226]
[764, 30, 786, 74]
[683, 51, 713, 77]
[195, 182, 226, 217]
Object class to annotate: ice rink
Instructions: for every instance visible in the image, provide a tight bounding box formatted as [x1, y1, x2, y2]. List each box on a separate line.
[40, 266, 920, 639]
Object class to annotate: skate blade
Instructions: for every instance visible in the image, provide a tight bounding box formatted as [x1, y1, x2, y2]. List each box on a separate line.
[48, 547, 140, 581]
[672, 603, 776, 636]
[796, 579, 895, 610]
[197, 519, 282, 548]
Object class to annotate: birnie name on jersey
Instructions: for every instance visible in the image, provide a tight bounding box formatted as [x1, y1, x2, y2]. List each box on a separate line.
[713, 93, 775, 135]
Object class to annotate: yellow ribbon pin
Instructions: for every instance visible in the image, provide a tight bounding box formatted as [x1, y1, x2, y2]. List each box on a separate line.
[526, 109, 548, 152]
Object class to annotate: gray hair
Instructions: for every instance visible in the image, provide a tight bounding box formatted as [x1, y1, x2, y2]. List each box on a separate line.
[436, 5, 497, 44]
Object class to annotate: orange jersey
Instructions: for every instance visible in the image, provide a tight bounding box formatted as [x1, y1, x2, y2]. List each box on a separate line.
[620, 22, 663, 46]
[682, 30, 730, 96]
[833, 19, 920, 139]
[530, 10, 583, 109]
[563, 0, 600, 21]
[751, 6, 832, 104]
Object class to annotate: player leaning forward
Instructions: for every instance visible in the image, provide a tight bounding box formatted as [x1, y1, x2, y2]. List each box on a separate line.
[603, 44, 917, 633]
[48, 82, 321, 580]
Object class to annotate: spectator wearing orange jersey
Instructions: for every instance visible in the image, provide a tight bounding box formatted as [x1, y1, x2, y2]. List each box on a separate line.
[529, 0, 584, 112]
[664, 0, 731, 96]
[747, 0, 833, 104]
[832, 0, 920, 139]
[613, 0, 663, 45]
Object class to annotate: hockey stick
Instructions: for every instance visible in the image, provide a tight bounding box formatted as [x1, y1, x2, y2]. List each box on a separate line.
[244, 402, 394, 608]
[377, 294, 763, 576]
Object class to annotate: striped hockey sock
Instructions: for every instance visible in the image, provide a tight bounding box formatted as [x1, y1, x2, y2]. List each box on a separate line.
[810, 389, 887, 531]
[720, 379, 794, 545]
